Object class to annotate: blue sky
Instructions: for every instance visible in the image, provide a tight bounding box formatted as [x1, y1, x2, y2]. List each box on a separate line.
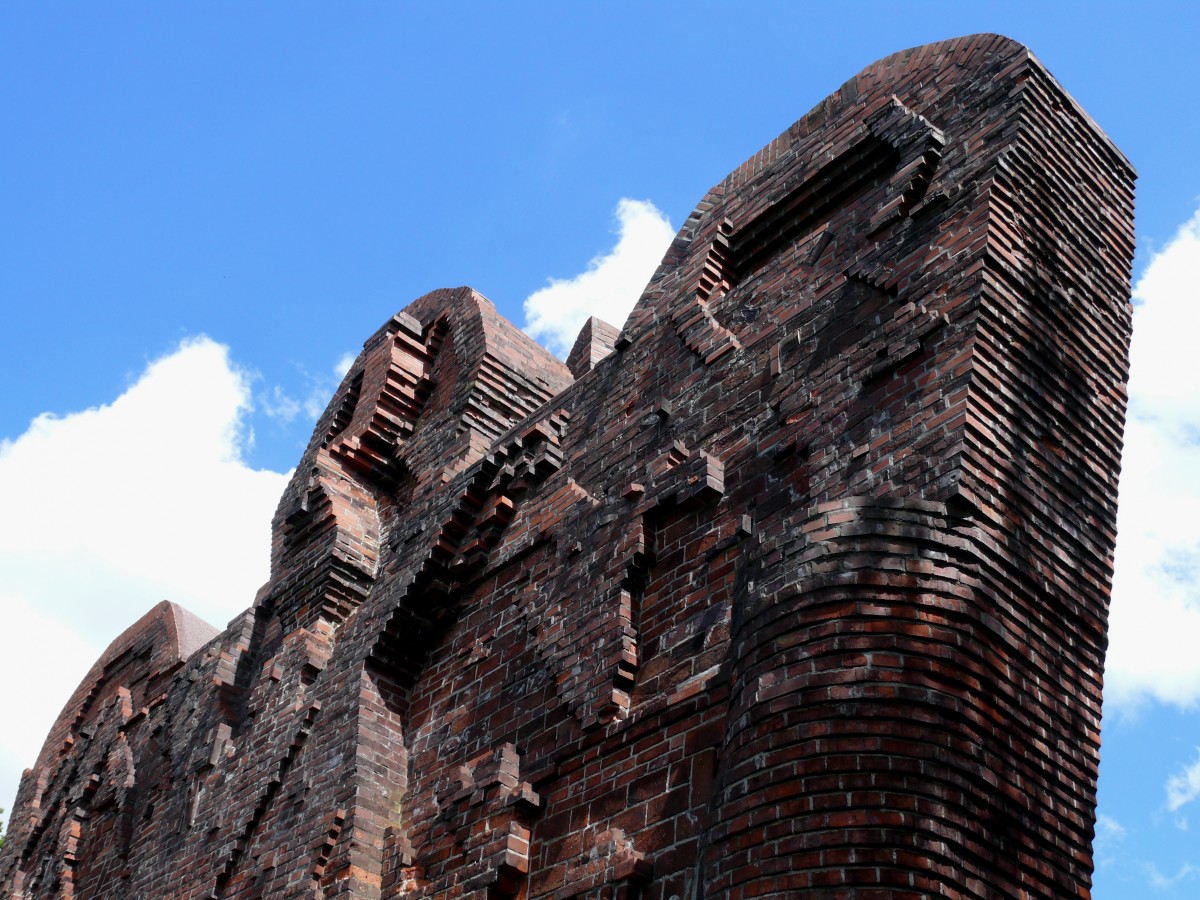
[2, 4, 1199, 895]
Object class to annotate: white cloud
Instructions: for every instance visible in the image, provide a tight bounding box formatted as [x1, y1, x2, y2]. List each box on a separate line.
[1097, 812, 1127, 839]
[0, 337, 288, 826]
[334, 352, 356, 378]
[1144, 861, 1199, 891]
[1105, 204, 1200, 710]
[303, 352, 354, 419]
[1166, 749, 1200, 819]
[523, 198, 675, 358]
[261, 383, 304, 424]
[260, 351, 356, 425]
[1093, 813, 1127, 869]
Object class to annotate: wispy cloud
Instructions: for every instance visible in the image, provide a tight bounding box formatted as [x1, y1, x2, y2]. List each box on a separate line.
[1144, 861, 1200, 891]
[1166, 749, 1200, 828]
[523, 198, 675, 358]
[1090, 809, 1199, 894]
[1106, 203, 1200, 710]
[260, 383, 304, 424]
[259, 351, 356, 426]
[1094, 813, 1127, 869]
[0, 337, 288, 825]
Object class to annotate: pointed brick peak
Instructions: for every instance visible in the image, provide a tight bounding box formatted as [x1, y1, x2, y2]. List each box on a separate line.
[566, 316, 620, 379]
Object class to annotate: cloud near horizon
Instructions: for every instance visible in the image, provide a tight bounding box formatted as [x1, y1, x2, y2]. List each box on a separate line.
[1104, 204, 1200, 711]
[523, 198, 675, 358]
[0, 337, 290, 823]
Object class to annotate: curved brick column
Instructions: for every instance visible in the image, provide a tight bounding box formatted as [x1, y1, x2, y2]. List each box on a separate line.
[708, 499, 1037, 898]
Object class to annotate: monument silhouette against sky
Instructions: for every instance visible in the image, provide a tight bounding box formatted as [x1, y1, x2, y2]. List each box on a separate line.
[1, 34, 1135, 899]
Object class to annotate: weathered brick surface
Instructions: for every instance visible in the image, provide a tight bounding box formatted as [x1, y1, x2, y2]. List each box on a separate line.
[1, 34, 1135, 898]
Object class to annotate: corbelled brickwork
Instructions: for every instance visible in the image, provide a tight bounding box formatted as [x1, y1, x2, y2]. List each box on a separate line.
[1, 34, 1135, 899]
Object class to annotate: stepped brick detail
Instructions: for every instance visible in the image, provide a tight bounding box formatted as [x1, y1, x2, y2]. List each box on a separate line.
[1, 34, 1135, 899]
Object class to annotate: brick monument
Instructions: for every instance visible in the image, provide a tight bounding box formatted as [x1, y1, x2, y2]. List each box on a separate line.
[1, 34, 1135, 898]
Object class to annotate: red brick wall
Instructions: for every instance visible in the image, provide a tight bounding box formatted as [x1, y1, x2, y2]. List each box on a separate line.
[1, 34, 1134, 899]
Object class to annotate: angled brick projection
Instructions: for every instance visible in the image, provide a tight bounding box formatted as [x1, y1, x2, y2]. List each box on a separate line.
[2, 34, 1134, 900]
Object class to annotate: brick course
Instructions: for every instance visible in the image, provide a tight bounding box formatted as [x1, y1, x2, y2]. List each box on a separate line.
[1, 34, 1134, 899]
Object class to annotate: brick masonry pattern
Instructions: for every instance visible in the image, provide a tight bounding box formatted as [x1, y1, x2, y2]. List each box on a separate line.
[0, 33, 1135, 899]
